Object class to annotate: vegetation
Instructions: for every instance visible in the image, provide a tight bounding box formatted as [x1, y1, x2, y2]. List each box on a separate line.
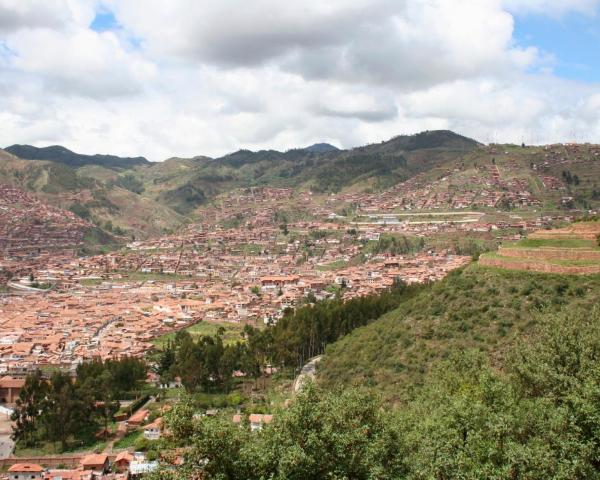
[153, 320, 245, 348]
[156, 330, 248, 393]
[11, 357, 146, 452]
[363, 234, 425, 255]
[253, 279, 424, 370]
[319, 265, 600, 402]
[5, 144, 149, 169]
[152, 307, 600, 479]
[109, 173, 145, 194]
[155, 281, 423, 394]
[513, 237, 598, 249]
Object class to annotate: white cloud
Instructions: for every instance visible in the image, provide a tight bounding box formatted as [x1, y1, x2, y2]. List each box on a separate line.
[0, 0, 599, 161]
[0, 0, 97, 32]
[6, 28, 156, 97]
[110, 0, 536, 90]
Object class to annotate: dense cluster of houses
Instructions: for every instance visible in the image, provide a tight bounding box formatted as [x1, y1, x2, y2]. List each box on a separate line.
[0, 239, 470, 376]
[2, 451, 158, 479]
[0, 185, 90, 255]
[0, 176, 579, 377]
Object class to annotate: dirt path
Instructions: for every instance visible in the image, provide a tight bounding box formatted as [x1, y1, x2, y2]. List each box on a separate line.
[293, 356, 322, 393]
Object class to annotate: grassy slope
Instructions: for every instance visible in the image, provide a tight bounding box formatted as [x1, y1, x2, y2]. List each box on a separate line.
[511, 238, 598, 249]
[319, 263, 600, 404]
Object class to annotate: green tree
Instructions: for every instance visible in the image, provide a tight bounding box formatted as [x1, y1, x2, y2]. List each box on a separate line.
[152, 384, 406, 480]
[11, 370, 48, 447]
[43, 371, 94, 451]
[401, 350, 592, 479]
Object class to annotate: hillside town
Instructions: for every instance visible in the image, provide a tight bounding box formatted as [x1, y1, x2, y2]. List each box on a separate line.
[0, 147, 595, 478]
[0, 185, 91, 255]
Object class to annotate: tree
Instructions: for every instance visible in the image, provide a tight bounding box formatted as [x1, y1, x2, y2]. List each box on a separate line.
[510, 306, 600, 464]
[401, 350, 592, 479]
[152, 384, 406, 480]
[43, 371, 94, 451]
[11, 370, 48, 447]
[157, 342, 176, 384]
[83, 370, 120, 438]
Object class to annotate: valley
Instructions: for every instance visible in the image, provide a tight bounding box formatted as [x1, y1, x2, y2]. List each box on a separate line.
[1, 131, 599, 477]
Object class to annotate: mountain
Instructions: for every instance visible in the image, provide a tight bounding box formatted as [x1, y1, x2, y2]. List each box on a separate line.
[147, 130, 480, 213]
[3, 129, 600, 238]
[5, 144, 150, 169]
[318, 262, 600, 403]
[0, 148, 183, 239]
[302, 143, 340, 154]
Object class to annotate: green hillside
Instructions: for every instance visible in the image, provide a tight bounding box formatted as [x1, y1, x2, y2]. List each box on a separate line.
[147, 130, 479, 211]
[3, 131, 600, 239]
[0, 149, 183, 239]
[318, 263, 600, 403]
[140, 132, 600, 215]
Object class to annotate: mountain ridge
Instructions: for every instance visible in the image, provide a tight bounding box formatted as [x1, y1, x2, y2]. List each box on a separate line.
[5, 144, 150, 169]
[2, 129, 599, 239]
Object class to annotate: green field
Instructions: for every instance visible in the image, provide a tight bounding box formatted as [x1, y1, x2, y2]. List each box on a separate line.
[316, 259, 349, 271]
[80, 271, 194, 286]
[113, 429, 143, 450]
[152, 320, 246, 347]
[481, 251, 600, 267]
[511, 238, 598, 249]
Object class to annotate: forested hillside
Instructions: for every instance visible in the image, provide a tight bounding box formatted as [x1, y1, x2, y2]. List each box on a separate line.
[5, 144, 150, 169]
[139, 130, 479, 213]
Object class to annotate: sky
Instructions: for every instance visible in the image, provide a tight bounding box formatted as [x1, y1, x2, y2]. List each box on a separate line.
[1, 1, 600, 161]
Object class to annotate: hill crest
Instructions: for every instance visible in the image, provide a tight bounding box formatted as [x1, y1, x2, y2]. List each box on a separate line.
[5, 144, 150, 169]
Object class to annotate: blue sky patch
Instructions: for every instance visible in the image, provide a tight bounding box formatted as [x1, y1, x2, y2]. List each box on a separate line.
[90, 11, 119, 32]
[514, 11, 600, 83]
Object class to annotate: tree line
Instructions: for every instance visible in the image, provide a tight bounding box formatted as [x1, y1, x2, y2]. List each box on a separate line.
[156, 279, 425, 393]
[11, 357, 146, 451]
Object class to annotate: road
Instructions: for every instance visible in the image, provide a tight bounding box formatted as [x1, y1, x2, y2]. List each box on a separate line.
[0, 414, 14, 459]
[293, 356, 322, 393]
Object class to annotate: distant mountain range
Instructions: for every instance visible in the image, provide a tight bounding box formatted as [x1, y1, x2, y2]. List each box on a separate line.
[1, 130, 598, 240]
[5, 144, 150, 169]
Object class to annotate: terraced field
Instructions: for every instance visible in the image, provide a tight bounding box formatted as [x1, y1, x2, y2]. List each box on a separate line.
[479, 221, 600, 274]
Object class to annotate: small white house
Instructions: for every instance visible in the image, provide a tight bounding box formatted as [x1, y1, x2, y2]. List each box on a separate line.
[143, 417, 163, 440]
[249, 414, 273, 432]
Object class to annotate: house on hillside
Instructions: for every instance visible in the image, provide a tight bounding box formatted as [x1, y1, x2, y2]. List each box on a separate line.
[126, 408, 149, 429]
[129, 461, 159, 478]
[43, 469, 89, 479]
[114, 451, 134, 472]
[80, 453, 109, 475]
[0, 376, 25, 404]
[143, 417, 163, 440]
[249, 413, 273, 432]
